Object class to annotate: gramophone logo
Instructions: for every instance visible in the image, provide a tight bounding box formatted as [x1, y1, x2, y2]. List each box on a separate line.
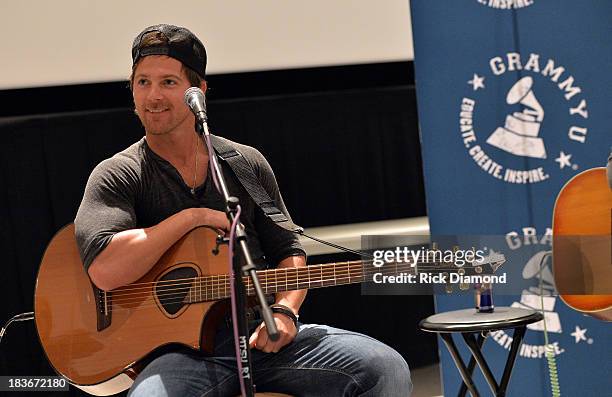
[458, 52, 590, 184]
[476, 0, 535, 9]
[486, 77, 547, 159]
[489, 226, 596, 359]
[510, 250, 561, 333]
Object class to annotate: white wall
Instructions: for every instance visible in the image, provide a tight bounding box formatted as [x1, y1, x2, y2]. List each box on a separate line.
[0, 0, 413, 89]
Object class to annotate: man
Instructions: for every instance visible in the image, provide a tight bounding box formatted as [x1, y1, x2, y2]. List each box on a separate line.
[75, 24, 412, 396]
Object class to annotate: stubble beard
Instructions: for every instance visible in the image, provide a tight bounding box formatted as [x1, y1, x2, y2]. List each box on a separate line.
[139, 109, 189, 136]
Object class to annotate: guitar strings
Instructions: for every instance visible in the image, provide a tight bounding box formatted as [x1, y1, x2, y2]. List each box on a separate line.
[104, 264, 407, 313]
[113, 259, 373, 291]
[108, 261, 454, 300]
[102, 262, 476, 311]
[107, 261, 476, 304]
[110, 260, 366, 295]
[102, 274, 457, 313]
[108, 257, 464, 294]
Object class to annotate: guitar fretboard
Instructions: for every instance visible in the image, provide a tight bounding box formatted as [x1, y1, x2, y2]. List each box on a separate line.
[178, 253, 504, 304]
[185, 261, 373, 303]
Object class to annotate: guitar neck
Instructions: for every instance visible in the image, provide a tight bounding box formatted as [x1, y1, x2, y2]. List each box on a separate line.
[186, 261, 374, 303]
[183, 254, 504, 304]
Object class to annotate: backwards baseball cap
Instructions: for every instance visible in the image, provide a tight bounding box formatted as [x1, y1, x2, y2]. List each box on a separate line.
[131, 24, 207, 78]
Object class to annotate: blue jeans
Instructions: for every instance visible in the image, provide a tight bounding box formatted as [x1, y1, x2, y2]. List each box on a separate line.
[128, 320, 412, 397]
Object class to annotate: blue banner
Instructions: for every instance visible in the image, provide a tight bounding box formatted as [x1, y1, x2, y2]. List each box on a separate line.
[410, 1, 611, 396]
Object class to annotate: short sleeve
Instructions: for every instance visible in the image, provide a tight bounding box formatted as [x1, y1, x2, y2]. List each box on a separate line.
[245, 147, 306, 265]
[74, 157, 139, 270]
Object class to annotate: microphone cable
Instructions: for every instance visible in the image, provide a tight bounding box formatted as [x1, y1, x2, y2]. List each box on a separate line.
[537, 252, 561, 397]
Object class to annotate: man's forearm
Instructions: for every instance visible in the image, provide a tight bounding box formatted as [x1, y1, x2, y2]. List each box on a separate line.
[87, 209, 199, 291]
[274, 255, 307, 315]
[88, 208, 229, 291]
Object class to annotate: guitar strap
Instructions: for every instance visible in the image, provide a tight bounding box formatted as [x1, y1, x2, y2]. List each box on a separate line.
[209, 135, 304, 234]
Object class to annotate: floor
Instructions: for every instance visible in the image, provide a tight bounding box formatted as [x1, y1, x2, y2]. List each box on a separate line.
[411, 363, 443, 397]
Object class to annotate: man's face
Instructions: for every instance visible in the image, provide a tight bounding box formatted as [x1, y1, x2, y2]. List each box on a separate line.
[132, 55, 196, 136]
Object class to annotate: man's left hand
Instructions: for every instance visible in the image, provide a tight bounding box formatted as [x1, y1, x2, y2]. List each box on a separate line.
[249, 313, 297, 353]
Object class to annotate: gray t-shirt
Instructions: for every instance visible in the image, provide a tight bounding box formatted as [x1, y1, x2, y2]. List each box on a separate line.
[74, 136, 304, 271]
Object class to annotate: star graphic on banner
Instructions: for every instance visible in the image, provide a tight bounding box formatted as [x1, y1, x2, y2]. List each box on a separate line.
[468, 74, 485, 91]
[555, 151, 572, 169]
[570, 325, 587, 343]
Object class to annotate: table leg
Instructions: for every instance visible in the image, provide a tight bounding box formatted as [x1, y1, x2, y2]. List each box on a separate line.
[458, 333, 486, 397]
[461, 326, 528, 397]
[463, 332, 499, 395]
[439, 333, 480, 397]
[499, 326, 527, 394]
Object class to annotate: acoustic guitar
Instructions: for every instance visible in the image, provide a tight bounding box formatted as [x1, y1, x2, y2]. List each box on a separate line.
[34, 224, 504, 395]
[552, 167, 612, 321]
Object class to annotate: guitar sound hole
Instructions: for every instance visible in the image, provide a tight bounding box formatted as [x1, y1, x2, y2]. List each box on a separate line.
[156, 266, 198, 315]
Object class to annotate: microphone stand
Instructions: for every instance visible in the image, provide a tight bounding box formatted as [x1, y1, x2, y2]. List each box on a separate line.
[195, 119, 279, 397]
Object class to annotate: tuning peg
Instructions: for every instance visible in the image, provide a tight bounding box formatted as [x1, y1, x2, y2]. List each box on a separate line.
[429, 242, 439, 264]
[457, 268, 469, 290]
[443, 272, 453, 293]
[468, 247, 476, 264]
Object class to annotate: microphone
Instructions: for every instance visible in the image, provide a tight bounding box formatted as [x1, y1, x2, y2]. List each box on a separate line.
[184, 87, 207, 123]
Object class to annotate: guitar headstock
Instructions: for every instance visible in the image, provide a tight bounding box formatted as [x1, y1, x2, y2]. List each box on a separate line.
[419, 244, 507, 293]
[418, 245, 506, 273]
[471, 251, 506, 274]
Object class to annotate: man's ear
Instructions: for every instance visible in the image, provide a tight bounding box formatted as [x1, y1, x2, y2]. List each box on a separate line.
[200, 80, 208, 93]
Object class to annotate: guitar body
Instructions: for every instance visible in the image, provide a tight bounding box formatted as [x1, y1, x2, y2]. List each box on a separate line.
[552, 167, 612, 321]
[34, 225, 229, 395]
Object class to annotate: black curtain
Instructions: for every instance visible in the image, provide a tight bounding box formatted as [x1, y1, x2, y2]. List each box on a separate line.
[0, 86, 434, 396]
